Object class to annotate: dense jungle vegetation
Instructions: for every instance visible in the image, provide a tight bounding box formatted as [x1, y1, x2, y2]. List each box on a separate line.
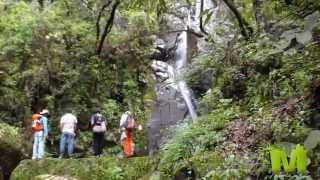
[1, 0, 320, 179]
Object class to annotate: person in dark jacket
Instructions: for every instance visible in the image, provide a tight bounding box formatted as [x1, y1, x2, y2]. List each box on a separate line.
[89, 108, 107, 157]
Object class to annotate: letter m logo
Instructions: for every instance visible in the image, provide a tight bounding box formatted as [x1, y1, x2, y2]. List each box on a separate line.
[269, 144, 307, 174]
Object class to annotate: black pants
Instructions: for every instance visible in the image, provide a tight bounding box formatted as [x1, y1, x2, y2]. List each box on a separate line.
[93, 132, 104, 156]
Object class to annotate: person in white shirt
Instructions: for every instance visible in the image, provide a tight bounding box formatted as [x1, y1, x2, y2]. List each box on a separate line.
[59, 109, 77, 158]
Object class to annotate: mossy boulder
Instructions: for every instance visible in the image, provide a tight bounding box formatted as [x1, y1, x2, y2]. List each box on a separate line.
[11, 157, 154, 180]
[0, 122, 23, 179]
[34, 174, 77, 180]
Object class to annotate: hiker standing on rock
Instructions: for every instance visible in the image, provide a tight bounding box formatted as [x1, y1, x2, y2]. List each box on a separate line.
[59, 109, 77, 158]
[90, 108, 107, 157]
[32, 109, 49, 160]
[119, 111, 135, 157]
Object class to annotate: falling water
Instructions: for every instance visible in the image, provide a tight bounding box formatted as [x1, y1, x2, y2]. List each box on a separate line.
[175, 30, 198, 120]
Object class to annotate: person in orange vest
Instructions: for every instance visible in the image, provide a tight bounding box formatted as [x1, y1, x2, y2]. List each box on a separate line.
[31, 109, 49, 160]
[119, 111, 135, 157]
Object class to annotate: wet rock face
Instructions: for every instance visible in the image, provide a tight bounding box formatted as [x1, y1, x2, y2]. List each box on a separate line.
[147, 85, 188, 155]
[148, 32, 189, 155]
[148, 29, 200, 154]
[148, 0, 205, 154]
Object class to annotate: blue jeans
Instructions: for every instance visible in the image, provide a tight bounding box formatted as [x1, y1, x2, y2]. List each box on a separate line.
[32, 131, 45, 159]
[59, 132, 75, 157]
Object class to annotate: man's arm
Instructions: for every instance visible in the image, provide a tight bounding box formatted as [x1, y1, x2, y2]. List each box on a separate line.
[59, 118, 64, 132]
[119, 114, 127, 130]
[43, 117, 48, 138]
[74, 117, 78, 136]
[88, 115, 94, 130]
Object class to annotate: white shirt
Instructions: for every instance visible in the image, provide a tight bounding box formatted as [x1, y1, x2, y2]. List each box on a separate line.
[120, 113, 128, 128]
[120, 113, 129, 141]
[60, 113, 77, 135]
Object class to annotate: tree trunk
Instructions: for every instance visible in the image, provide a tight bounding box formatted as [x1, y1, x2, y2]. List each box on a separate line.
[254, 0, 268, 33]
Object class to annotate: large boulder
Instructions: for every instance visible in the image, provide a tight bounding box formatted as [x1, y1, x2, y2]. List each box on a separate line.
[11, 157, 154, 180]
[0, 122, 23, 179]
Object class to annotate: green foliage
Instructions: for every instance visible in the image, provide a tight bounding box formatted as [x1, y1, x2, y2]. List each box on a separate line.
[102, 99, 122, 128]
[179, 2, 320, 178]
[0, 0, 155, 158]
[11, 157, 154, 180]
[75, 131, 92, 153]
[0, 122, 21, 151]
[158, 105, 240, 178]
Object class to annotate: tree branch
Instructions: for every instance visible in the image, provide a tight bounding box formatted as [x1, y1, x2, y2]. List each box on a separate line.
[96, 0, 120, 55]
[221, 0, 253, 40]
[200, 0, 209, 35]
[96, 0, 112, 47]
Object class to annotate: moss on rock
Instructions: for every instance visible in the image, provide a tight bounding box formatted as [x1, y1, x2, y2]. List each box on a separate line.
[35, 174, 77, 180]
[0, 122, 23, 179]
[0, 122, 21, 150]
[11, 157, 154, 180]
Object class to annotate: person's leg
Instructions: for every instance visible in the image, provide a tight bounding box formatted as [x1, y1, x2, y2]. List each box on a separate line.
[32, 133, 39, 160]
[93, 133, 99, 156]
[123, 131, 131, 157]
[97, 133, 103, 155]
[67, 133, 75, 158]
[123, 138, 130, 157]
[38, 132, 45, 159]
[131, 141, 135, 156]
[59, 133, 67, 157]
[98, 133, 104, 155]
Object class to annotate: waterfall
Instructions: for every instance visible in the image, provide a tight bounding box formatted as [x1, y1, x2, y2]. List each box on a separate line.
[148, 4, 201, 154]
[175, 30, 198, 120]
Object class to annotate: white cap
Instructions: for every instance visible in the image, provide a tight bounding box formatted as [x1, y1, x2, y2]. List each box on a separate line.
[40, 109, 49, 115]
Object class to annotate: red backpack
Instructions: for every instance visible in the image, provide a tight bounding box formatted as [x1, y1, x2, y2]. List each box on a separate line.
[32, 114, 43, 132]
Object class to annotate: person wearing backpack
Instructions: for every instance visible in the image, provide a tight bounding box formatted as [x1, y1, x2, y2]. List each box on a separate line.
[119, 111, 135, 157]
[31, 109, 49, 160]
[90, 108, 107, 157]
